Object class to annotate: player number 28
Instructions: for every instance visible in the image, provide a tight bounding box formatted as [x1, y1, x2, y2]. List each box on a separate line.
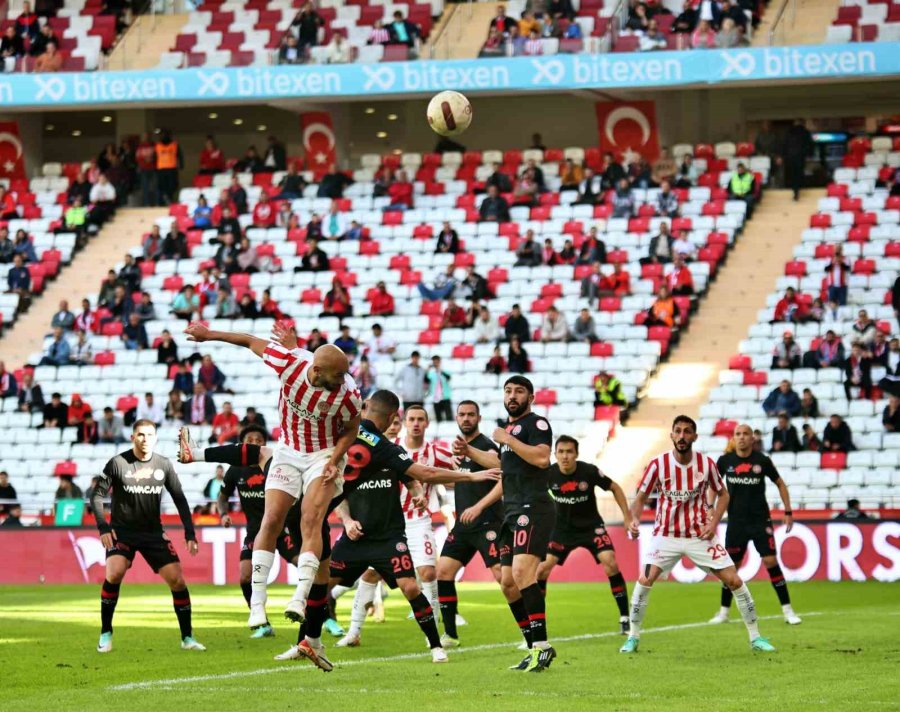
[707, 544, 727, 560]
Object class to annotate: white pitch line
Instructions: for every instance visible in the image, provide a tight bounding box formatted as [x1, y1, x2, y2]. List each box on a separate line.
[109, 612, 822, 692]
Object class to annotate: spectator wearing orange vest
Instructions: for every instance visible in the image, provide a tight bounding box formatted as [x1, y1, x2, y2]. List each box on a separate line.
[155, 130, 184, 206]
[645, 286, 680, 328]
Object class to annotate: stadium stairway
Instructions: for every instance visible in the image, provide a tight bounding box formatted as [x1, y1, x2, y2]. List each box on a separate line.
[0, 208, 163, 367]
[429, 1, 503, 59]
[752, 0, 840, 45]
[596, 189, 824, 508]
[106, 14, 189, 71]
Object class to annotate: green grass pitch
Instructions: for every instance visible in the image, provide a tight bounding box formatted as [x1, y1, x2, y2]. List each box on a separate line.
[3, 581, 898, 711]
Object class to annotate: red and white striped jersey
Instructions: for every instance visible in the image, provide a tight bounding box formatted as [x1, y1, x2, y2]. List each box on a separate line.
[396, 439, 455, 521]
[262, 342, 361, 454]
[637, 450, 725, 538]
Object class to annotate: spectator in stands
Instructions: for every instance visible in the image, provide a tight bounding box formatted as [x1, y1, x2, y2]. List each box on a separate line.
[194, 136, 224, 176]
[171, 285, 200, 321]
[142, 225, 163, 262]
[671, 228, 695, 261]
[198, 354, 227, 394]
[666, 254, 694, 296]
[483, 163, 512, 194]
[365, 280, 395, 317]
[512, 166, 539, 204]
[655, 181, 679, 217]
[418, 264, 457, 301]
[507, 335, 529, 373]
[673, 153, 699, 188]
[799, 388, 819, 418]
[0, 228, 13, 264]
[782, 119, 813, 201]
[96, 407, 124, 444]
[261, 135, 286, 172]
[628, 156, 654, 189]
[50, 300, 75, 332]
[851, 309, 877, 347]
[522, 29, 542, 55]
[161, 226, 188, 260]
[771, 331, 802, 369]
[770, 413, 801, 453]
[803, 329, 844, 369]
[173, 360, 194, 396]
[652, 149, 677, 187]
[306, 213, 324, 240]
[155, 130, 183, 206]
[66, 172, 91, 207]
[624, 0, 649, 32]
[295, 237, 329, 273]
[12, 230, 36, 263]
[473, 306, 500, 343]
[505, 303, 530, 343]
[577, 228, 607, 265]
[541, 306, 569, 343]
[88, 174, 117, 226]
[547, 0, 576, 21]
[1, 26, 25, 72]
[880, 394, 900, 432]
[6, 253, 30, 313]
[253, 290, 283, 321]
[593, 370, 626, 407]
[191, 195, 213, 229]
[870, 331, 889, 368]
[132, 133, 157, 207]
[611, 178, 635, 218]
[122, 312, 148, 350]
[216, 207, 241, 240]
[234, 146, 264, 174]
[55, 475, 83, 501]
[822, 414, 854, 453]
[426, 356, 453, 421]
[293, 2, 324, 55]
[321, 278, 353, 318]
[485, 346, 505, 375]
[762, 380, 801, 417]
[39, 327, 70, 367]
[363, 323, 395, 368]
[515, 232, 541, 266]
[598, 152, 624, 191]
[135, 392, 163, 426]
[333, 325, 358, 358]
[799, 423, 820, 451]
[0, 362, 16, 399]
[250, 191, 275, 228]
[213, 288, 237, 319]
[479, 185, 511, 223]
[396, 351, 426, 408]
[322, 202, 346, 241]
[691, 19, 715, 48]
[42, 391, 68, 429]
[843, 342, 873, 400]
[560, 160, 583, 191]
[210, 402, 239, 444]
[279, 34, 303, 64]
[28, 22, 56, 58]
[715, 17, 745, 47]
[387, 170, 414, 210]
[0, 471, 17, 514]
[156, 329, 178, 366]
[184, 383, 216, 425]
[118, 253, 141, 294]
[73, 298, 95, 334]
[72, 330, 92, 365]
[603, 262, 632, 297]
[574, 167, 602, 205]
[240, 407, 267, 432]
[346, 355, 375, 400]
[727, 162, 755, 217]
[274, 163, 306, 201]
[558, 239, 577, 264]
[458, 265, 492, 302]
[435, 222, 460, 254]
[772, 287, 808, 324]
[236, 293, 257, 319]
[580, 262, 605, 303]
[639, 18, 667, 50]
[1, 503, 23, 526]
[62, 198, 88, 243]
[834, 499, 869, 520]
[18, 370, 43, 413]
[572, 308, 598, 343]
[645, 285, 681, 328]
[367, 19, 391, 45]
[518, 9, 541, 35]
[15, 3, 39, 42]
[326, 32, 352, 63]
[441, 298, 468, 329]
[489, 4, 517, 35]
[317, 169, 354, 200]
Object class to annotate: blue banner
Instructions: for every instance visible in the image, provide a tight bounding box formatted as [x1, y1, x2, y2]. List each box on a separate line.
[0, 42, 897, 109]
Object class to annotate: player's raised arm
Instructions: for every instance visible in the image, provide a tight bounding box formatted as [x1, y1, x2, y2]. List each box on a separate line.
[184, 322, 269, 358]
[453, 435, 501, 469]
[492, 426, 551, 468]
[407, 461, 501, 486]
[164, 463, 198, 551]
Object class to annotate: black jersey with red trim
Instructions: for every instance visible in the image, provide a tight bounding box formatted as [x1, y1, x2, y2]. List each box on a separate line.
[454, 432, 503, 530]
[717, 451, 781, 524]
[499, 412, 553, 508]
[548, 461, 613, 533]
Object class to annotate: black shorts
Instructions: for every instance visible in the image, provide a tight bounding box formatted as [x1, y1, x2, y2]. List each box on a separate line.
[106, 530, 180, 573]
[239, 518, 331, 562]
[547, 524, 615, 565]
[440, 522, 503, 569]
[499, 502, 556, 567]
[725, 519, 777, 559]
[329, 534, 415, 588]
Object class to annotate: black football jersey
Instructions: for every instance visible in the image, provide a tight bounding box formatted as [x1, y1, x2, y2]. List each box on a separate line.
[549, 461, 613, 532]
[716, 451, 781, 524]
[454, 432, 503, 530]
[500, 412, 553, 508]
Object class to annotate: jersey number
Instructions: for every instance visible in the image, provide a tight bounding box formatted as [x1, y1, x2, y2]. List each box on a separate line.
[423, 539, 433, 556]
[391, 554, 413, 573]
[345, 444, 372, 482]
[707, 544, 727, 560]
[594, 533, 612, 549]
[488, 543, 498, 558]
[514, 529, 528, 547]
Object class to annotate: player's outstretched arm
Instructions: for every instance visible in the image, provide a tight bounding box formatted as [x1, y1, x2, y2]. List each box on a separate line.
[184, 322, 268, 358]
[408, 462, 501, 486]
[216, 483, 233, 527]
[775, 478, 794, 532]
[334, 500, 363, 540]
[453, 436, 501, 469]
[459, 481, 503, 525]
[608, 481, 634, 531]
[492, 427, 550, 468]
[324, 414, 361, 482]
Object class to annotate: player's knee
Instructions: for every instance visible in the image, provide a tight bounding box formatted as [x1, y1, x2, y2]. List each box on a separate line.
[361, 569, 381, 584]
[398, 578, 420, 600]
[761, 555, 778, 568]
[418, 566, 436, 583]
[168, 575, 187, 590]
[500, 580, 518, 601]
[602, 561, 619, 577]
[725, 572, 744, 590]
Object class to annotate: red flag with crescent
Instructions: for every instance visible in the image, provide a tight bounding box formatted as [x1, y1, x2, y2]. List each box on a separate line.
[0, 122, 27, 180]
[594, 101, 660, 165]
[300, 112, 336, 179]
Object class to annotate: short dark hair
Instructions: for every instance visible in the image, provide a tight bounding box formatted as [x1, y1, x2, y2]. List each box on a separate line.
[132, 419, 157, 432]
[672, 415, 697, 432]
[240, 424, 268, 443]
[457, 399, 480, 415]
[411, 350, 420, 358]
[405, 404, 428, 418]
[504, 375, 534, 395]
[555, 435, 579, 453]
[368, 389, 400, 417]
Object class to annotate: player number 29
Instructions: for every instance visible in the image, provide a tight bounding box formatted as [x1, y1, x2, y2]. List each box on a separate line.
[707, 544, 727, 560]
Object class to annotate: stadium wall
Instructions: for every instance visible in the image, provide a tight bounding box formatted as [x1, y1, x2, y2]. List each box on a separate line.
[3, 521, 897, 585]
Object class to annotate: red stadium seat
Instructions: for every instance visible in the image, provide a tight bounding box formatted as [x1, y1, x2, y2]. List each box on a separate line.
[728, 355, 751, 371]
[418, 330, 440, 345]
[743, 371, 767, 386]
[810, 214, 831, 228]
[533, 389, 557, 406]
[452, 343, 474, 359]
[54, 461, 78, 477]
[590, 342, 614, 357]
[714, 419, 737, 438]
[784, 260, 807, 277]
[820, 452, 847, 470]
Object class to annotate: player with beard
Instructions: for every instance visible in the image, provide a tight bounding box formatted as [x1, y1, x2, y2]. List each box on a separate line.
[438, 400, 512, 648]
[709, 423, 801, 626]
[538, 435, 633, 635]
[322, 390, 501, 664]
[619, 415, 776, 654]
[454, 376, 557, 672]
[91, 420, 205, 653]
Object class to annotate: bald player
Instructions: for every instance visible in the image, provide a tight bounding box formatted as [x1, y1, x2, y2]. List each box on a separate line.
[182, 322, 361, 634]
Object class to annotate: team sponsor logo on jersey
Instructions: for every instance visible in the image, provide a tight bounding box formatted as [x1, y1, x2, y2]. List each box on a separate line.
[517, 515, 529, 526]
[728, 476, 761, 485]
[153, 469, 165, 481]
[246, 473, 265, 487]
[356, 478, 393, 490]
[122, 484, 164, 494]
[535, 419, 549, 431]
[398, 452, 410, 461]
[269, 467, 290, 483]
[317, 402, 333, 412]
[285, 400, 323, 420]
[661, 486, 702, 502]
[131, 466, 156, 481]
[485, 530, 497, 541]
[357, 429, 380, 446]
[559, 480, 578, 493]
[578, 481, 589, 491]
[734, 463, 753, 474]
[241, 490, 266, 498]
[752, 464, 762, 474]
[396, 542, 408, 552]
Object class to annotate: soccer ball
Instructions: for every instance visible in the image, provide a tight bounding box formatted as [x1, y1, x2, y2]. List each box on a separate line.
[427, 91, 473, 137]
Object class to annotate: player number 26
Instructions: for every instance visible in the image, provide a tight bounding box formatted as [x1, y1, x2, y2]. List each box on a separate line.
[391, 554, 413, 573]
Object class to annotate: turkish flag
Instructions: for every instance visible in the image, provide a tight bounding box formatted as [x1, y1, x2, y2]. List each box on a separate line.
[595, 101, 660, 165]
[300, 112, 336, 179]
[0, 122, 26, 180]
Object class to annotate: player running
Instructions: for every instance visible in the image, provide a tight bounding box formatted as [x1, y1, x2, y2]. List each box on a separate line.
[709, 423, 801, 626]
[91, 419, 205, 653]
[438, 400, 511, 648]
[320, 389, 501, 664]
[455, 376, 557, 672]
[181, 322, 361, 635]
[538, 435, 633, 635]
[619, 415, 776, 654]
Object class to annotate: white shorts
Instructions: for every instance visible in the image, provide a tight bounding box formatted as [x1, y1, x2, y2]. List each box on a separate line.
[266, 444, 346, 499]
[645, 535, 732, 574]
[405, 516, 437, 569]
